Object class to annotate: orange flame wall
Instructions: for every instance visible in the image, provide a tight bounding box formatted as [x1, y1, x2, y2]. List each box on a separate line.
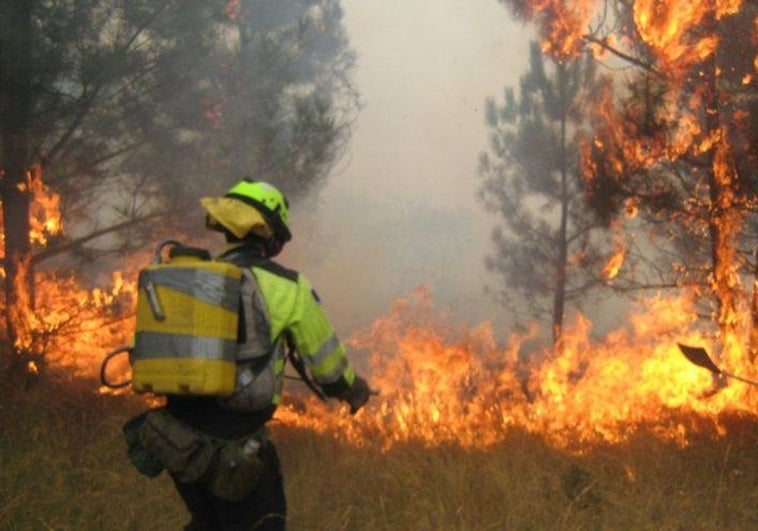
[277, 288, 757, 451]
[0, 167, 138, 359]
[4, 183, 754, 452]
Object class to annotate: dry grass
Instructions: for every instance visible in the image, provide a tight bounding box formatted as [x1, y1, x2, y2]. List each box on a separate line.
[3, 370, 758, 530]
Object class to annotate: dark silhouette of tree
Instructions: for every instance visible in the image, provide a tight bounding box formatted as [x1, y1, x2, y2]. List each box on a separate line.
[0, 0, 358, 358]
[497, 0, 758, 363]
[478, 43, 609, 345]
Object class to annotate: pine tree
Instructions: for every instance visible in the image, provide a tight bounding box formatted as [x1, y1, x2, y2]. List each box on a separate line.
[496, 0, 758, 363]
[478, 43, 608, 344]
[0, 0, 358, 359]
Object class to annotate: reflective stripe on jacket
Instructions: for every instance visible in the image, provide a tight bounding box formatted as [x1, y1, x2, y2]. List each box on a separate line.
[253, 267, 355, 387]
[219, 243, 356, 408]
[251, 261, 356, 391]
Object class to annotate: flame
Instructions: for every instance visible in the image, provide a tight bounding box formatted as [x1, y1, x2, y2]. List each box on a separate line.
[22, 166, 63, 246]
[3, 247, 139, 365]
[7, 255, 37, 351]
[278, 0, 758, 451]
[5, 0, 758, 457]
[1, 166, 62, 259]
[710, 128, 746, 370]
[569, 0, 753, 361]
[6, 173, 757, 452]
[492, 0, 758, 452]
[509, 0, 597, 59]
[276, 288, 755, 451]
[624, 198, 640, 219]
[602, 247, 625, 280]
[0, 169, 138, 363]
[602, 224, 627, 280]
[33, 267, 138, 373]
[632, 0, 722, 75]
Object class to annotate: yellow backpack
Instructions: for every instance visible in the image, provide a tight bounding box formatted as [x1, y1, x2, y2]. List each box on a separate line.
[102, 240, 241, 396]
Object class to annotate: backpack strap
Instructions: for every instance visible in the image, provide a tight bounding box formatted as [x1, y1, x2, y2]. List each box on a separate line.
[236, 268, 272, 362]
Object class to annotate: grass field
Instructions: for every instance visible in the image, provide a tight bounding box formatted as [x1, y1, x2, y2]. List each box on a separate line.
[3, 369, 758, 530]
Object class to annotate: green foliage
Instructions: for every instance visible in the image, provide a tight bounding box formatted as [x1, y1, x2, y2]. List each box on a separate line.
[478, 42, 608, 329]
[202, 0, 358, 202]
[1, 0, 359, 259]
[0, 1, 359, 353]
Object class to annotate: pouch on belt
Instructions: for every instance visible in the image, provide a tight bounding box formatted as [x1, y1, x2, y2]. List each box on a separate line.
[210, 435, 266, 501]
[122, 412, 165, 478]
[138, 408, 216, 483]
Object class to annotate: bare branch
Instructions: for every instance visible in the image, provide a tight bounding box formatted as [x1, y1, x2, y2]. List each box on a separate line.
[29, 211, 168, 265]
[583, 35, 655, 73]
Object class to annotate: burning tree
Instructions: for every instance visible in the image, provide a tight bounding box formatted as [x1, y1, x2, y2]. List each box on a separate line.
[478, 42, 610, 345]
[0, 1, 358, 366]
[497, 0, 758, 363]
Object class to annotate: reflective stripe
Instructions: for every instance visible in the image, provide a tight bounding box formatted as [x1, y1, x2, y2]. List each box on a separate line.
[134, 331, 236, 360]
[140, 269, 240, 312]
[312, 354, 349, 384]
[343, 365, 356, 385]
[310, 333, 341, 365]
[272, 343, 285, 404]
[236, 269, 272, 361]
[222, 342, 286, 411]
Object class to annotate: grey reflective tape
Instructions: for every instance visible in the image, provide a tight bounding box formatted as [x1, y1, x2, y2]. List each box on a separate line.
[236, 269, 272, 361]
[271, 343, 285, 399]
[313, 356, 348, 385]
[222, 345, 285, 412]
[134, 332, 237, 361]
[238, 367, 254, 387]
[139, 268, 240, 313]
[310, 333, 341, 365]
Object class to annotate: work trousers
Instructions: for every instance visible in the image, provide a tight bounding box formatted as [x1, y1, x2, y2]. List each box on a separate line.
[172, 439, 286, 530]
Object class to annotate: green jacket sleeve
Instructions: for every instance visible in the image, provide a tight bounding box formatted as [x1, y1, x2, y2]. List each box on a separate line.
[287, 274, 356, 396]
[254, 265, 356, 397]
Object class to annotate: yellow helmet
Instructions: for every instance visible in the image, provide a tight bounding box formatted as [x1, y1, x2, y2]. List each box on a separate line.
[200, 179, 292, 243]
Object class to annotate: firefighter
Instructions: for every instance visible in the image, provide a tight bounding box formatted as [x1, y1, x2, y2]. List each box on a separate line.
[132, 178, 372, 530]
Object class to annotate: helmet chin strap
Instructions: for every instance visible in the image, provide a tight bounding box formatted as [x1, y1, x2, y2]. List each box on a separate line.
[231, 232, 284, 257]
[265, 237, 285, 257]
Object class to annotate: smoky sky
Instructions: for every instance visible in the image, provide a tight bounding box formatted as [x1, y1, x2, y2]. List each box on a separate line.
[282, 1, 534, 338]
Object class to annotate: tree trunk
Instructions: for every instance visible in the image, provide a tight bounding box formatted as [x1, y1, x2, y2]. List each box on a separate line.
[0, 1, 35, 356]
[552, 65, 569, 348]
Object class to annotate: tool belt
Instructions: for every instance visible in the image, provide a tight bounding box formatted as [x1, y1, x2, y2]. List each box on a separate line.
[125, 408, 266, 500]
[138, 408, 217, 483]
[122, 412, 164, 478]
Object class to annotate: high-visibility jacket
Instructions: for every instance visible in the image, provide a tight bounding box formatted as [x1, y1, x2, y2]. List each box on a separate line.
[165, 242, 356, 438]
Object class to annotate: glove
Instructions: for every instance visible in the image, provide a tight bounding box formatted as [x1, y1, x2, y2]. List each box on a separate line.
[340, 375, 372, 414]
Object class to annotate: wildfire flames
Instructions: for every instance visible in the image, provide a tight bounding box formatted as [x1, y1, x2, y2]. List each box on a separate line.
[2, 0, 757, 453]
[277, 287, 757, 450]
[4, 171, 757, 452]
[0, 167, 137, 364]
[601, 225, 627, 280]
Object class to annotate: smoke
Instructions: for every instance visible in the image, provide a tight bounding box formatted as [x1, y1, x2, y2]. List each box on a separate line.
[282, 1, 534, 339]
